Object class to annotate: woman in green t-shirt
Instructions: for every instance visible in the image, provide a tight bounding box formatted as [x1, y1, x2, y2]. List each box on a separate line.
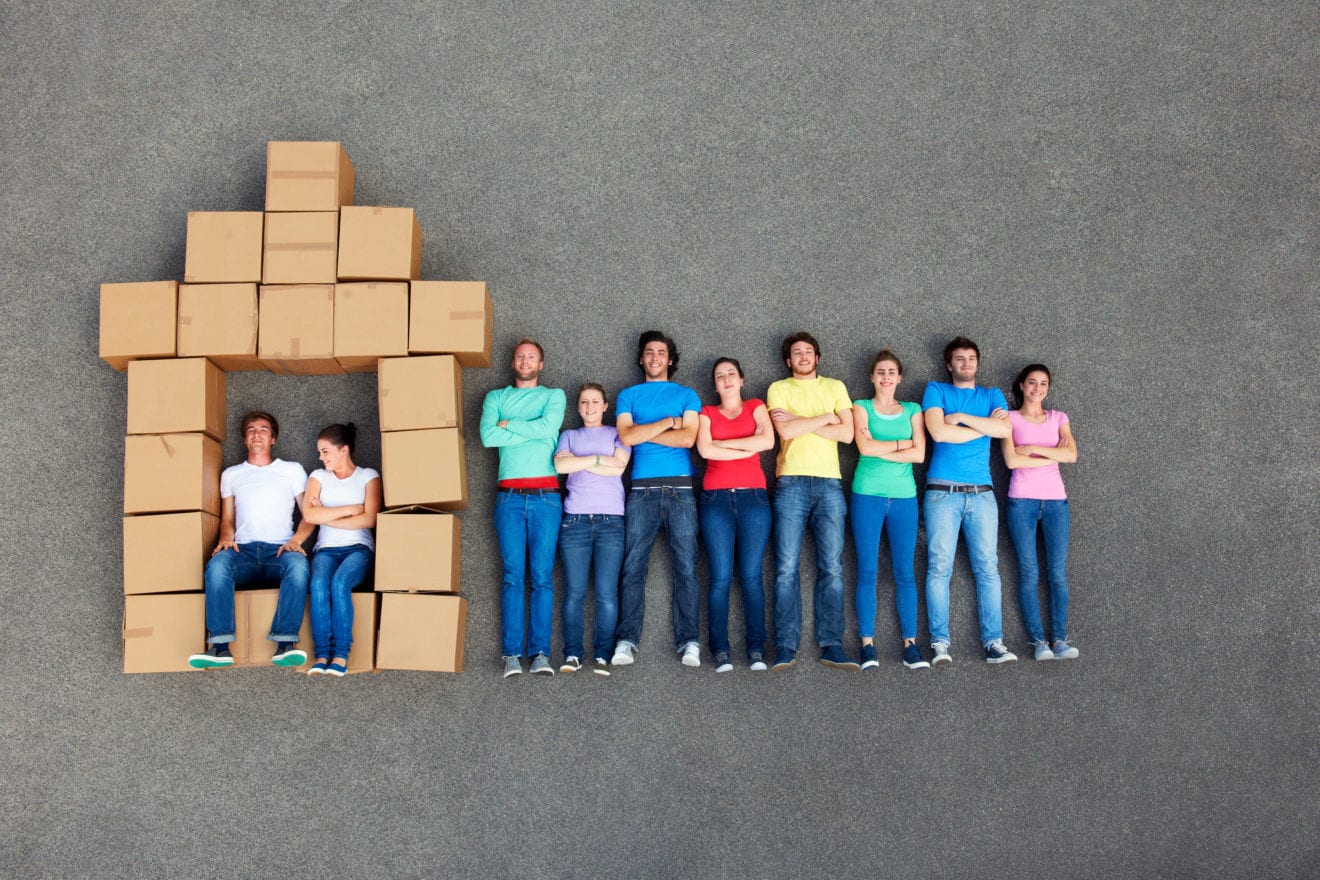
[851, 350, 928, 670]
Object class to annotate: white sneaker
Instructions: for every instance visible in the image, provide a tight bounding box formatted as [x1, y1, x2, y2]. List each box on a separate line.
[611, 643, 636, 666]
[680, 642, 701, 667]
[931, 641, 952, 666]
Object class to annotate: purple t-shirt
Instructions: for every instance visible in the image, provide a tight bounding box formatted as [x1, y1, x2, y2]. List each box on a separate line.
[555, 426, 626, 515]
[1008, 410, 1070, 500]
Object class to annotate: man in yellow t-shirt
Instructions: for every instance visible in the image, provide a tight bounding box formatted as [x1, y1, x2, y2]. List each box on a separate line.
[766, 332, 859, 671]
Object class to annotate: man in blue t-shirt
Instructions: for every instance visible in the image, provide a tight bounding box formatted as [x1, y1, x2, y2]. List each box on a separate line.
[922, 337, 1018, 666]
[611, 330, 703, 668]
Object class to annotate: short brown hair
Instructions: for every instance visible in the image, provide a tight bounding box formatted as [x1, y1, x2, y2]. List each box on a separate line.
[240, 411, 279, 440]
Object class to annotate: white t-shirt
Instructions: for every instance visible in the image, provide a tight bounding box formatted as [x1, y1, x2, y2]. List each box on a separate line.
[220, 459, 308, 544]
[310, 466, 380, 551]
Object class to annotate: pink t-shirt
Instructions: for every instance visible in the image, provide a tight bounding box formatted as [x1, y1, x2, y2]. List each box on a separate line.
[1007, 410, 1070, 500]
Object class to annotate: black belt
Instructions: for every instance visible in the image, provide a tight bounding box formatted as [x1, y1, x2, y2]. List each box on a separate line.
[500, 487, 559, 495]
[928, 483, 993, 494]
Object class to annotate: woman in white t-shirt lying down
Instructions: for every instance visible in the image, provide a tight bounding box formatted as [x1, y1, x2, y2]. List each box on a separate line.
[300, 423, 382, 676]
[1000, 365, 1080, 662]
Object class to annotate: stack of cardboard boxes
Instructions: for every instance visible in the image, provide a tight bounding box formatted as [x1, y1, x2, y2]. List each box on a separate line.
[103, 141, 491, 674]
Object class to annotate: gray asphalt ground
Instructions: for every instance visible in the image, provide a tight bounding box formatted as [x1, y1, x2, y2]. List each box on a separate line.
[1, 2, 1316, 878]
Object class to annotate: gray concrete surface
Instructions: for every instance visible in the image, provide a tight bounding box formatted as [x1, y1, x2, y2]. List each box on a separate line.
[1, 2, 1316, 877]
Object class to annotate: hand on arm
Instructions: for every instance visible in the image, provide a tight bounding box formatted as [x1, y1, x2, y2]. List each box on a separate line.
[771, 408, 838, 440]
[648, 411, 698, 448]
[813, 406, 853, 443]
[499, 391, 568, 440]
[280, 493, 315, 556]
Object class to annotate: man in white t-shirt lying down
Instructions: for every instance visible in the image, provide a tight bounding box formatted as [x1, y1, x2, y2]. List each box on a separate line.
[188, 411, 313, 669]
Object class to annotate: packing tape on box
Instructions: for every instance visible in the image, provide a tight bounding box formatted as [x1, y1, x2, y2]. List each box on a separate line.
[449, 310, 485, 320]
[264, 243, 336, 251]
[269, 170, 337, 180]
[123, 626, 154, 639]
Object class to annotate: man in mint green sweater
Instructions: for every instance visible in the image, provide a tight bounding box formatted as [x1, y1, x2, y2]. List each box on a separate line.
[479, 339, 567, 678]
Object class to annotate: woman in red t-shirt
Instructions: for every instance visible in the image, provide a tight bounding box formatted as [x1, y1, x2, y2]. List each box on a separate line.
[696, 357, 775, 671]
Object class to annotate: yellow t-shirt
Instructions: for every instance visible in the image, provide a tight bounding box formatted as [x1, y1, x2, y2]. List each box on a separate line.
[766, 375, 852, 478]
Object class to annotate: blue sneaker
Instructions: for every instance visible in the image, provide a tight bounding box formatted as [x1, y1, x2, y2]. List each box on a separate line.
[819, 645, 860, 671]
[859, 644, 879, 670]
[771, 648, 796, 671]
[1052, 639, 1080, 660]
[902, 643, 930, 670]
[984, 640, 1017, 664]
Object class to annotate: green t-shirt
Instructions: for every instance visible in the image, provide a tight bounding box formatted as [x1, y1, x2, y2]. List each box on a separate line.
[851, 399, 921, 498]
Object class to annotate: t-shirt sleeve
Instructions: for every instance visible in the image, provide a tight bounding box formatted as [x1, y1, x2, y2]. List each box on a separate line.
[904, 401, 922, 420]
[766, 381, 787, 411]
[921, 383, 943, 411]
[220, 467, 234, 499]
[555, 431, 570, 455]
[287, 464, 309, 494]
[990, 388, 1008, 411]
[615, 386, 635, 419]
[831, 380, 851, 413]
[1056, 410, 1070, 427]
[682, 386, 701, 415]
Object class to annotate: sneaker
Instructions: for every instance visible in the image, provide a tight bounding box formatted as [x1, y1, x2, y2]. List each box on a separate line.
[859, 644, 879, 670]
[819, 645, 860, 671]
[308, 660, 330, 675]
[984, 639, 1017, 664]
[560, 656, 582, 673]
[272, 643, 307, 667]
[529, 653, 555, 675]
[502, 655, 523, 678]
[931, 641, 952, 666]
[680, 642, 701, 667]
[187, 645, 234, 669]
[326, 660, 347, 677]
[713, 651, 733, 673]
[593, 657, 611, 676]
[1052, 639, 1080, 660]
[771, 649, 796, 671]
[1033, 640, 1055, 661]
[611, 642, 636, 666]
[902, 643, 930, 670]
[748, 650, 768, 672]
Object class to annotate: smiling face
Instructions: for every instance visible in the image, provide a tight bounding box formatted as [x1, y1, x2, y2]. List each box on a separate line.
[787, 341, 819, 378]
[946, 347, 979, 385]
[577, 388, 607, 427]
[871, 358, 902, 395]
[1019, 369, 1050, 407]
[512, 342, 543, 384]
[317, 440, 351, 473]
[640, 341, 672, 381]
[713, 360, 744, 398]
[243, 418, 275, 459]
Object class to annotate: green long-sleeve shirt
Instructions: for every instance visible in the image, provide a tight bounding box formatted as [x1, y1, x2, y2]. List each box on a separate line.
[478, 384, 567, 481]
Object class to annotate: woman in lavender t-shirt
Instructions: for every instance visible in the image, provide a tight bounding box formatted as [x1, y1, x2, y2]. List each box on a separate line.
[1000, 364, 1080, 661]
[552, 384, 631, 675]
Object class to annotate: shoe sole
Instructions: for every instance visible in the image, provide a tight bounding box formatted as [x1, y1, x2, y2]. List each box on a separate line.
[985, 655, 1017, 664]
[530, 668, 555, 676]
[503, 669, 522, 678]
[559, 665, 580, 673]
[593, 666, 611, 676]
[903, 660, 931, 670]
[188, 656, 234, 669]
[860, 660, 880, 671]
[820, 659, 861, 671]
[307, 665, 328, 675]
[681, 657, 701, 668]
[611, 654, 635, 666]
[272, 652, 307, 667]
[326, 665, 346, 677]
[771, 659, 796, 671]
[749, 662, 768, 671]
[715, 664, 734, 673]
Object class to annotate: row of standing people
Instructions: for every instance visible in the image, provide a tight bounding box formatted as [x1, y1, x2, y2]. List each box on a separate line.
[483, 332, 1078, 678]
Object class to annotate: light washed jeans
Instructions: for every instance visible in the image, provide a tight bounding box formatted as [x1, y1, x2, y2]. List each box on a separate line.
[924, 488, 1003, 647]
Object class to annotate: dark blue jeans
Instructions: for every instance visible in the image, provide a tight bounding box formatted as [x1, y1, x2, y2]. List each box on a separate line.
[1006, 497, 1071, 643]
[494, 490, 562, 658]
[700, 488, 770, 657]
[772, 476, 847, 652]
[616, 487, 700, 651]
[558, 513, 625, 660]
[309, 544, 373, 659]
[203, 542, 310, 644]
[849, 493, 920, 640]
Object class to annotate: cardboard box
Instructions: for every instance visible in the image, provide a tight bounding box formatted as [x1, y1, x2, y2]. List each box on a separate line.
[377, 355, 462, 431]
[123, 512, 220, 595]
[123, 593, 205, 673]
[333, 282, 409, 372]
[177, 283, 262, 371]
[374, 507, 461, 593]
[230, 589, 376, 674]
[375, 593, 467, 672]
[258, 284, 343, 375]
[262, 211, 339, 284]
[99, 281, 177, 371]
[337, 206, 422, 281]
[126, 357, 226, 441]
[408, 281, 493, 367]
[184, 211, 264, 283]
[380, 428, 468, 510]
[265, 141, 355, 212]
[123, 433, 223, 515]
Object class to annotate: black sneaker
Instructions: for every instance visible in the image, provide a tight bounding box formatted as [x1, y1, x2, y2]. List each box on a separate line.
[748, 650, 768, 672]
[859, 644, 879, 670]
[713, 651, 733, 673]
[771, 648, 796, 671]
[272, 643, 307, 666]
[188, 644, 234, 669]
[819, 645, 861, 671]
[902, 643, 931, 670]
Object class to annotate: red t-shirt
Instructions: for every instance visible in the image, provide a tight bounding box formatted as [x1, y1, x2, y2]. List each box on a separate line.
[701, 400, 768, 490]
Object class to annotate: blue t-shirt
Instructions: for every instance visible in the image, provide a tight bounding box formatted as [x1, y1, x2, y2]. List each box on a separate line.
[615, 381, 701, 479]
[922, 381, 1008, 485]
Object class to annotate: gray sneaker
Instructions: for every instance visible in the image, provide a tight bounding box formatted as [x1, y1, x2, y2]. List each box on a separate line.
[611, 642, 636, 666]
[502, 655, 523, 678]
[1032, 640, 1055, 661]
[529, 653, 555, 675]
[1052, 639, 1080, 660]
[931, 641, 952, 666]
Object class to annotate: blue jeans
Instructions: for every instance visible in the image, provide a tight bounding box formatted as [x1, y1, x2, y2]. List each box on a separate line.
[616, 487, 700, 651]
[850, 493, 920, 641]
[700, 488, 770, 657]
[309, 544, 373, 659]
[558, 514, 624, 660]
[203, 541, 310, 644]
[494, 490, 562, 657]
[772, 476, 846, 652]
[1006, 498, 1071, 643]
[924, 489, 1003, 646]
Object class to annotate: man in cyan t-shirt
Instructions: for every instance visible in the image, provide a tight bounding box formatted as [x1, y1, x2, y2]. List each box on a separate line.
[922, 336, 1017, 665]
[480, 339, 567, 679]
[766, 332, 859, 671]
[188, 411, 313, 669]
[612, 330, 702, 668]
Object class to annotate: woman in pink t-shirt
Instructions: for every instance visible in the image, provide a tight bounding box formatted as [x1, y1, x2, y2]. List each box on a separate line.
[1000, 364, 1080, 661]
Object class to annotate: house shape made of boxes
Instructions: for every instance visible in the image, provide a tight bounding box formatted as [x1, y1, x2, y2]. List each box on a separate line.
[103, 141, 491, 675]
